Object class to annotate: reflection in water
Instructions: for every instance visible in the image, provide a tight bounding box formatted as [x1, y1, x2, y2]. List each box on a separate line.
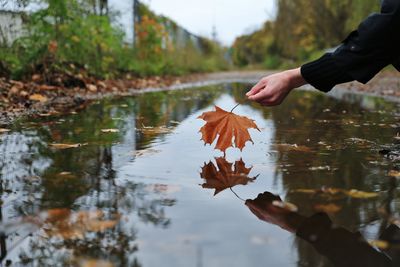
[1, 83, 400, 266]
[200, 157, 258, 196]
[246, 191, 399, 267]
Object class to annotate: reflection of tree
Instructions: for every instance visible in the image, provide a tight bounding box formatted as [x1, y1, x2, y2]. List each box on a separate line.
[230, 84, 399, 266]
[0, 86, 222, 265]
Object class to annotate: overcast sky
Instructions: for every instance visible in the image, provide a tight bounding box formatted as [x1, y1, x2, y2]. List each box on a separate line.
[140, 0, 276, 45]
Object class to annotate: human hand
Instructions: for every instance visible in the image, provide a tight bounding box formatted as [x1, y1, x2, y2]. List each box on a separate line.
[245, 192, 305, 233]
[246, 68, 306, 106]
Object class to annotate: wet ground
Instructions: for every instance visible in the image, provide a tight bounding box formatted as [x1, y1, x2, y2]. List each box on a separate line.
[1, 83, 400, 266]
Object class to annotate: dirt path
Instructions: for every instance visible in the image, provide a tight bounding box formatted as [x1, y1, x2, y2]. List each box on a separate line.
[1, 70, 399, 125]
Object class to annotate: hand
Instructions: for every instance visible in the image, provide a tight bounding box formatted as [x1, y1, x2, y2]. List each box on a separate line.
[246, 68, 307, 106]
[245, 192, 305, 233]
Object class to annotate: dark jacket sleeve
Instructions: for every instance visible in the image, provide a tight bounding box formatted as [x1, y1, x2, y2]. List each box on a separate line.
[301, 0, 400, 92]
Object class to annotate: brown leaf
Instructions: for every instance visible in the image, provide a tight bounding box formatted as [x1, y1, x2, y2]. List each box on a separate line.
[198, 106, 260, 153]
[80, 259, 114, 267]
[388, 170, 400, 178]
[0, 128, 10, 134]
[346, 189, 379, 199]
[49, 143, 88, 149]
[200, 157, 257, 195]
[273, 143, 312, 153]
[101, 129, 119, 133]
[29, 94, 48, 102]
[314, 203, 342, 214]
[368, 240, 389, 250]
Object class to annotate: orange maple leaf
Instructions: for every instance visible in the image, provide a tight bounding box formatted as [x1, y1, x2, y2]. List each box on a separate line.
[198, 106, 260, 153]
[200, 157, 258, 195]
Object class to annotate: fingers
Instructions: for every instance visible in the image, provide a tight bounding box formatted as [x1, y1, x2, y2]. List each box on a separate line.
[246, 79, 266, 97]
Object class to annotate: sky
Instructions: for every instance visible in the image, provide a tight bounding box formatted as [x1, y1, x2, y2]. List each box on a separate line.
[138, 0, 276, 45]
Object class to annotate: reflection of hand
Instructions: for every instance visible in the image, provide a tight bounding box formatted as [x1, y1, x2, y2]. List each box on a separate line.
[246, 68, 306, 106]
[245, 192, 305, 233]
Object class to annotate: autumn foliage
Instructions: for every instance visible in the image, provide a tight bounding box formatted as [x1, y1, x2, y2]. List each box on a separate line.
[200, 157, 257, 195]
[198, 106, 260, 153]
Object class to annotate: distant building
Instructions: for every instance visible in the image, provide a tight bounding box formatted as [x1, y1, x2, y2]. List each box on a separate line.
[0, 10, 25, 46]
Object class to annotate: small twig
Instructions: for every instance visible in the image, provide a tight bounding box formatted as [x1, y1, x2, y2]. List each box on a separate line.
[230, 187, 245, 202]
[230, 104, 240, 113]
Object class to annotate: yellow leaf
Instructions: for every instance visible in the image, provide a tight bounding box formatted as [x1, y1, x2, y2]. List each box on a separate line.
[314, 203, 342, 214]
[29, 94, 48, 102]
[345, 189, 379, 199]
[0, 128, 10, 134]
[368, 240, 389, 250]
[388, 170, 400, 177]
[272, 200, 298, 212]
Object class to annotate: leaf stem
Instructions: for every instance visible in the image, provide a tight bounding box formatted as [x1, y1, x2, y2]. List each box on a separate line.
[230, 187, 245, 202]
[230, 104, 240, 113]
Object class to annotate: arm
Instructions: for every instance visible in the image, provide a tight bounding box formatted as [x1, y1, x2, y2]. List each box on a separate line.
[248, 0, 400, 105]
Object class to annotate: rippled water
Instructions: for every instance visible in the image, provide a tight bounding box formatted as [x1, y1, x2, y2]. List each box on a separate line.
[1, 83, 400, 266]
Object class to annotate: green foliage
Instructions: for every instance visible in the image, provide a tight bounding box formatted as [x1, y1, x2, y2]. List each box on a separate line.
[233, 0, 380, 69]
[0, 0, 228, 79]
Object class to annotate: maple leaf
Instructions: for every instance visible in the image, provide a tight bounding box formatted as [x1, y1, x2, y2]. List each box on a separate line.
[198, 106, 260, 153]
[200, 157, 257, 195]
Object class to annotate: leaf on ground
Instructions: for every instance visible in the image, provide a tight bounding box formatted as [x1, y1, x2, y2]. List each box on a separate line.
[79, 259, 115, 267]
[198, 106, 260, 153]
[29, 94, 48, 102]
[0, 128, 10, 134]
[101, 129, 119, 133]
[49, 143, 88, 149]
[314, 203, 342, 214]
[200, 157, 257, 195]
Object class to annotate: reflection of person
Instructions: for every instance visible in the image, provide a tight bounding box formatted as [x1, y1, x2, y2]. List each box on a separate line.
[247, 0, 400, 106]
[246, 192, 400, 267]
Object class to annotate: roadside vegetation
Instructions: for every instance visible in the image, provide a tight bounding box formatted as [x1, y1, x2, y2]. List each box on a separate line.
[232, 0, 380, 69]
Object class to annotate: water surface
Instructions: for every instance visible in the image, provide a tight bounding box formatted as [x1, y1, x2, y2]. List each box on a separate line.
[1, 84, 400, 266]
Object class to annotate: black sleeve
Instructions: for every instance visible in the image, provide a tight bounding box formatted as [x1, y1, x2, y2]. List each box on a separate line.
[296, 213, 392, 267]
[301, 0, 400, 92]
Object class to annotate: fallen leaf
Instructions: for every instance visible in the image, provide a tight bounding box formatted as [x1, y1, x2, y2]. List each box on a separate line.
[139, 125, 172, 134]
[0, 128, 10, 134]
[43, 209, 119, 240]
[79, 259, 114, 267]
[273, 144, 312, 153]
[346, 189, 379, 199]
[101, 129, 119, 133]
[272, 200, 298, 212]
[29, 94, 48, 102]
[388, 170, 400, 178]
[200, 157, 257, 195]
[198, 106, 260, 153]
[314, 204, 342, 214]
[292, 187, 378, 199]
[49, 143, 88, 149]
[368, 240, 389, 250]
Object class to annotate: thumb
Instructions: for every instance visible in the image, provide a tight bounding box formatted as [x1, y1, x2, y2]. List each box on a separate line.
[246, 81, 265, 97]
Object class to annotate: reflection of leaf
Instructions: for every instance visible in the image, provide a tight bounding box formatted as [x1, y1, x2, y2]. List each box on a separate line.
[200, 157, 257, 195]
[43, 209, 119, 240]
[198, 106, 260, 153]
[314, 204, 342, 214]
[49, 143, 88, 149]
